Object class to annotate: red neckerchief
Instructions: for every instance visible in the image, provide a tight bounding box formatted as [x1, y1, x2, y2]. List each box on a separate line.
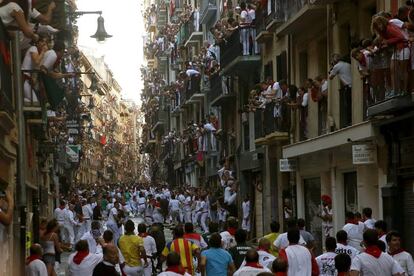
[73, 250, 89, 265]
[26, 254, 41, 265]
[228, 227, 237, 236]
[183, 233, 201, 241]
[166, 265, 186, 275]
[365, 245, 382, 258]
[258, 246, 270, 253]
[388, 248, 405, 256]
[359, 54, 367, 67]
[346, 219, 358, 225]
[275, 273, 287, 276]
[245, 262, 263, 268]
[59, 205, 65, 210]
[139, 233, 149, 238]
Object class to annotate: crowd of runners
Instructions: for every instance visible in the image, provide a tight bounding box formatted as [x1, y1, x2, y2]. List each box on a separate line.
[25, 182, 414, 276]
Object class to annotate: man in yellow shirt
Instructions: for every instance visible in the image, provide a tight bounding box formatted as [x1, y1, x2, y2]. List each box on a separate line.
[161, 225, 200, 275]
[118, 220, 147, 275]
[262, 221, 280, 256]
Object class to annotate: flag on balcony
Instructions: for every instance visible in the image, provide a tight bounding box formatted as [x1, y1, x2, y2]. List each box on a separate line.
[100, 135, 107, 145]
[40, 74, 65, 109]
[170, 0, 175, 16]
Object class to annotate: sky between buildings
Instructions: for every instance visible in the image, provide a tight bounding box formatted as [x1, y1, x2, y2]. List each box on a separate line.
[77, 0, 144, 104]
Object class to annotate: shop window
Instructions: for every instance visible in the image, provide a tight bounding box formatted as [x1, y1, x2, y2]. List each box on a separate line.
[344, 172, 358, 213]
[304, 177, 322, 255]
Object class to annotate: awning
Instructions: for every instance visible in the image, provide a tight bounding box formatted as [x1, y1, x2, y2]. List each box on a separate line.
[283, 121, 376, 158]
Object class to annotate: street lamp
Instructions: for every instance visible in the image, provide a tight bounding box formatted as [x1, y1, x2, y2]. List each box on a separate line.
[72, 11, 112, 42]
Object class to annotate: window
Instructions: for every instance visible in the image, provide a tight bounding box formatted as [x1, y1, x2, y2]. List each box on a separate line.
[276, 51, 287, 81]
[344, 172, 358, 213]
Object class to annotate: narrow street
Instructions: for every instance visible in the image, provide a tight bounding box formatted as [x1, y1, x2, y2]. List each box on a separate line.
[1, 0, 414, 275]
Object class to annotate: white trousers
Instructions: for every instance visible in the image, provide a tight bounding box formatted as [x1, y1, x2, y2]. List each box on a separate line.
[200, 212, 209, 233]
[24, 79, 39, 102]
[184, 210, 192, 223]
[124, 265, 144, 276]
[62, 223, 75, 245]
[240, 28, 249, 55]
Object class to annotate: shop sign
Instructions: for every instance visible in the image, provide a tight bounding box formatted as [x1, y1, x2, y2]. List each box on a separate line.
[66, 145, 81, 163]
[280, 159, 297, 172]
[352, 143, 377, 164]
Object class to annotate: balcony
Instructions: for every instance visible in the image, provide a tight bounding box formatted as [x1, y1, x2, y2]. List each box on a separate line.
[200, 0, 217, 24]
[151, 108, 168, 133]
[183, 75, 203, 104]
[365, 47, 414, 117]
[275, 0, 326, 36]
[209, 74, 235, 106]
[256, 0, 285, 43]
[182, 13, 203, 47]
[219, 28, 261, 75]
[254, 101, 290, 145]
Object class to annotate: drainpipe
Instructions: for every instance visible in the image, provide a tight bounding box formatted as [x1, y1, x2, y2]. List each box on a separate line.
[12, 31, 27, 276]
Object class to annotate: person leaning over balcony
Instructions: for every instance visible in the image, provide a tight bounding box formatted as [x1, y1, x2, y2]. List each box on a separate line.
[329, 54, 352, 126]
[371, 15, 409, 96]
[0, 0, 39, 41]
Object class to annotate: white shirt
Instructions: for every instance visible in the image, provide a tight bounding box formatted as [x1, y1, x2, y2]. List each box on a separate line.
[335, 243, 359, 259]
[240, 10, 252, 24]
[142, 235, 157, 257]
[169, 199, 180, 211]
[22, 46, 39, 74]
[364, 218, 376, 229]
[81, 232, 99, 254]
[54, 207, 66, 222]
[158, 272, 191, 276]
[0, 2, 22, 27]
[26, 259, 48, 276]
[316, 252, 337, 276]
[351, 252, 404, 276]
[274, 232, 306, 250]
[329, 61, 352, 87]
[233, 265, 271, 276]
[257, 250, 276, 269]
[389, 251, 414, 276]
[248, 9, 255, 21]
[186, 69, 199, 77]
[64, 209, 78, 226]
[283, 244, 312, 276]
[67, 252, 103, 276]
[224, 187, 237, 205]
[41, 50, 57, 71]
[343, 222, 365, 251]
[379, 234, 389, 252]
[108, 207, 118, 224]
[82, 205, 93, 219]
[220, 231, 236, 249]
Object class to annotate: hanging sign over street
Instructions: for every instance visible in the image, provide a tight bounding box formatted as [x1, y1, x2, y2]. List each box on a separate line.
[66, 145, 81, 163]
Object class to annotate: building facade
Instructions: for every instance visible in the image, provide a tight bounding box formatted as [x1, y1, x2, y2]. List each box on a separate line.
[140, 0, 414, 253]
